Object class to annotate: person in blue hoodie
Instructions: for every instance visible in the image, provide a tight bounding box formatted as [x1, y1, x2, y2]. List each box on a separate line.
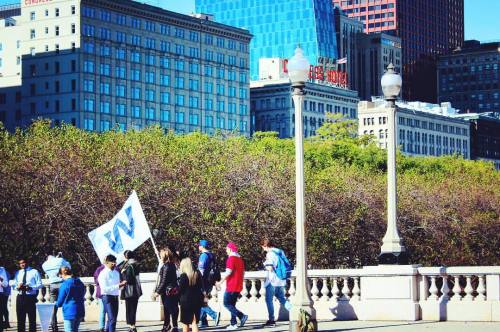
[42, 252, 71, 332]
[56, 267, 85, 332]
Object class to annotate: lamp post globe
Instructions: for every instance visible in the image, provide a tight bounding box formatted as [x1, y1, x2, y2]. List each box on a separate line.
[381, 63, 402, 101]
[288, 45, 316, 331]
[379, 63, 407, 265]
[288, 46, 310, 87]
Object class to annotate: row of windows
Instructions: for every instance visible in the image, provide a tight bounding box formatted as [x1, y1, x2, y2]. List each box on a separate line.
[397, 116, 468, 136]
[82, 41, 248, 68]
[81, 96, 248, 115]
[29, 5, 76, 21]
[83, 115, 248, 132]
[30, 24, 77, 39]
[82, 6, 248, 52]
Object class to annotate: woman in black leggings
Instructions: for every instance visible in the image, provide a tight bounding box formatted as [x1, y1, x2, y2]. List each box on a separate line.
[155, 248, 180, 332]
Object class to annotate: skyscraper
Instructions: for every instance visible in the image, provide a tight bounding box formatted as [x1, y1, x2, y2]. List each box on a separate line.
[195, 0, 339, 80]
[332, 0, 464, 102]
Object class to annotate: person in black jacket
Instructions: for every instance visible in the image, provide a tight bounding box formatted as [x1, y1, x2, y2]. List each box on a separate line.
[178, 258, 204, 332]
[120, 251, 142, 332]
[154, 248, 180, 332]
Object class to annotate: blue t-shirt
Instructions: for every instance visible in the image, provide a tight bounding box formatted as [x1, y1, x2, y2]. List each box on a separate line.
[56, 277, 85, 320]
[198, 252, 212, 276]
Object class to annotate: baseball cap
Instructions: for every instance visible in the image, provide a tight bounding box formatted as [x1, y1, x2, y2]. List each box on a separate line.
[227, 242, 238, 252]
[199, 239, 210, 249]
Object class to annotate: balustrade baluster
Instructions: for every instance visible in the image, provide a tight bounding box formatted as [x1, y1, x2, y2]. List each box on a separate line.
[259, 279, 267, 303]
[310, 278, 319, 301]
[37, 286, 45, 303]
[341, 277, 350, 300]
[440, 275, 450, 301]
[464, 276, 474, 301]
[249, 279, 258, 302]
[320, 277, 330, 302]
[428, 276, 439, 300]
[351, 277, 361, 301]
[44, 285, 51, 303]
[476, 275, 486, 301]
[85, 284, 92, 305]
[451, 275, 462, 301]
[240, 280, 249, 302]
[331, 278, 340, 302]
[288, 277, 296, 301]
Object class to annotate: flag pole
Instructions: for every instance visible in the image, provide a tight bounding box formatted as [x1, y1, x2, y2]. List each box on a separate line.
[150, 235, 161, 263]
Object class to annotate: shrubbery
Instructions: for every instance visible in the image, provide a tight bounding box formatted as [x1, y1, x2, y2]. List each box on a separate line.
[0, 120, 498, 275]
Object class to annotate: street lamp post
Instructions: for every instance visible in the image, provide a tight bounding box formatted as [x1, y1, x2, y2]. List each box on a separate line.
[288, 46, 317, 330]
[379, 63, 408, 265]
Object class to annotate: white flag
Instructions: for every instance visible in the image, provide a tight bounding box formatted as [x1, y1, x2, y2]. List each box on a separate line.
[88, 191, 152, 264]
[337, 57, 347, 64]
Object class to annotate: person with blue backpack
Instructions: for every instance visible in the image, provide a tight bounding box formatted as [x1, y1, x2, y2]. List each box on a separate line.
[260, 238, 292, 327]
[197, 240, 221, 328]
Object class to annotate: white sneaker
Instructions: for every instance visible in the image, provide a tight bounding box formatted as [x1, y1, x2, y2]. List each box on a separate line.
[225, 324, 238, 330]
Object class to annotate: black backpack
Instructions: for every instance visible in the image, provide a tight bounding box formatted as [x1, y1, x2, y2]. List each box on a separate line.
[206, 253, 221, 286]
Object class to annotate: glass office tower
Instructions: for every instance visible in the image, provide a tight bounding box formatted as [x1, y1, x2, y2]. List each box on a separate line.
[196, 0, 338, 80]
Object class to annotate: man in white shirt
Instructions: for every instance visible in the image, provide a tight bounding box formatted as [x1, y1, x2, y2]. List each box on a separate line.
[14, 258, 42, 332]
[97, 255, 126, 332]
[0, 262, 9, 332]
[261, 239, 291, 327]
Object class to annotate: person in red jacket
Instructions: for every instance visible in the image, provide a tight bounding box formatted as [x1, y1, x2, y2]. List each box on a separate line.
[218, 242, 248, 331]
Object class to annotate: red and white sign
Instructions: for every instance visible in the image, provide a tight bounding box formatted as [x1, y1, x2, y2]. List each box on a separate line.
[283, 59, 348, 89]
[24, 0, 52, 6]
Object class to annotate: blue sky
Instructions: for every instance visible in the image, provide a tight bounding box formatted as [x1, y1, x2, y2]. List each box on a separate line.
[0, 0, 498, 42]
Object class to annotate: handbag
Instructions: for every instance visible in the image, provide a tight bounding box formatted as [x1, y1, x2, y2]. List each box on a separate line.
[165, 285, 179, 297]
[121, 264, 143, 299]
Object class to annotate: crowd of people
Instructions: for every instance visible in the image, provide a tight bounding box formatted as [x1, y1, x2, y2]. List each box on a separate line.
[0, 238, 292, 332]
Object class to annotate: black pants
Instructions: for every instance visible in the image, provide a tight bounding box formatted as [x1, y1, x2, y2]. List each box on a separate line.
[125, 297, 139, 325]
[49, 283, 61, 331]
[102, 295, 118, 332]
[0, 295, 9, 329]
[0, 295, 7, 329]
[16, 295, 36, 332]
[161, 294, 179, 329]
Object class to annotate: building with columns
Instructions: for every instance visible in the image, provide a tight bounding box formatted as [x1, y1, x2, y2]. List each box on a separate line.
[0, 0, 252, 135]
[251, 58, 359, 138]
[358, 98, 470, 158]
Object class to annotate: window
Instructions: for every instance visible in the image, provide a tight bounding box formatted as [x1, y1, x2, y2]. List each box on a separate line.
[175, 94, 185, 106]
[84, 99, 95, 112]
[116, 32, 126, 43]
[130, 69, 140, 81]
[115, 66, 126, 79]
[84, 42, 95, 53]
[175, 77, 184, 89]
[116, 14, 126, 25]
[145, 89, 155, 102]
[189, 79, 199, 91]
[160, 57, 170, 68]
[189, 96, 199, 108]
[160, 75, 170, 87]
[189, 63, 199, 74]
[145, 71, 155, 84]
[55, 26, 60, 36]
[145, 54, 155, 65]
[160, 24, 170, 35]
[83, 79, 94, 92]
[161, 110, 170, 121]
[71, 24, 76, 34]
[99, 63, 110, 76]
[175, 60, 184, 71]
[71, 5, 76, 15]
[146, 107, 155, 120]
[175, 28, 185, 39]
[131, 51, 141, 63]
[55, 8, 59, 17]
[30, 12, 35, 21]
[175, 111, 185, 123]
[205, 82, 213, 93]
[116, 103, 126, 115]
[131, 87, 141, 100]
[189, 31, 199, 42]
[205, 115, 213, 127]
[160, 41, 170, 52]
[30, 29, 36, 39]
[100, 83, 110, 95]
[205, 99, 213, 110]
[216, 83, 225, 95]
[100, 45, 111, 56]
[101, 120, 111, 132]
[116, 48, 126, 60]
[160, 92, 170, 104]
[217, 100, 225, 112]
[189, 113, 199, 125]
[84, 118, 94, 131]
[217, 117, 225, 129]
[132, 106, 140, 118]
[83, 24, 94, 36]
[100, 102, 110, 114]
[116, 85, 126, 97]
[175, 44, 184, 55]
[239, 88, 247, 99]
[83, 60, 95, 73]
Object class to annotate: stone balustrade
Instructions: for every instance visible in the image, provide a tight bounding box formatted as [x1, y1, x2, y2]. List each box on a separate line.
[6, 266, 500, 323]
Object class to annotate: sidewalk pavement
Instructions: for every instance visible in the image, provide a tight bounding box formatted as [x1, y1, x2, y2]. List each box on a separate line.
[12, 320, 499, 332]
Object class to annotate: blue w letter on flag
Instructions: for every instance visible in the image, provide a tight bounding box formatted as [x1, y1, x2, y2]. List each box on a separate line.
[104, 206, 135, 253]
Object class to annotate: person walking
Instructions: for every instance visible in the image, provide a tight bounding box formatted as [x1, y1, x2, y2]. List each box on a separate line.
[120, 251, 142, 332]
[56, 267, 85, 332]
[0, 262, 9, 332]
[93, 264, 107, 332]
[197, 240, 220, 328]
[260, 239, 292, 326]
[154, 247, 180, 332]
[42, 252, 71, 332]
[14, 258, 42, 332]
[98, 255, 126, 332]
[178, 258, 204, 332]
[218, 242, 247, 331]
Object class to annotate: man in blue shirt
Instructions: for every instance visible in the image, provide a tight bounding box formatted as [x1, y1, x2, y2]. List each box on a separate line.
[14, 258, 42, 332]
[197, 240, 220, 328]
[42, 252, 71, 332]
[0, 260, 10, 332]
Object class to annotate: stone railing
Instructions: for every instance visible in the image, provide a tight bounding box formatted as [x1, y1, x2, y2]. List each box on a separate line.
[6, 265, 500, 322]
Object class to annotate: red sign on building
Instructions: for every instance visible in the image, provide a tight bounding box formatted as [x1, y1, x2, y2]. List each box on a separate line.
[283, 59, 348, 88]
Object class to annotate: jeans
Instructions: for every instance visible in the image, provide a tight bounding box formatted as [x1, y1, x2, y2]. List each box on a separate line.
[101, 295, 118, 332]
[49, 283, 61, 331]
[161, 295, 179, 328]
[223, 292, 244, 326]
[265, 285, 289, 321]
[98, 299, 106, 329]
[199, 305, 217, 325]
[63, 318, 81, 332]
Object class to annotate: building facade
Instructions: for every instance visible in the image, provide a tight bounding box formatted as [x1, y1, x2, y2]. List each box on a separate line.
[251, 58, 359, 138]
[358, 99, 470, 158]
[0, 0, 252, 135]
[454, 112, 500, 170]
[438, 40, 500, 114]
[195, 0, 339, 81]
[356, 32, 401, 100]
[333, 0, 464, 102]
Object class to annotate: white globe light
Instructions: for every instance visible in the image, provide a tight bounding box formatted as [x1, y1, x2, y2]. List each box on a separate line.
[381, 63, 402, 99]
[288, 46, 310, 85]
